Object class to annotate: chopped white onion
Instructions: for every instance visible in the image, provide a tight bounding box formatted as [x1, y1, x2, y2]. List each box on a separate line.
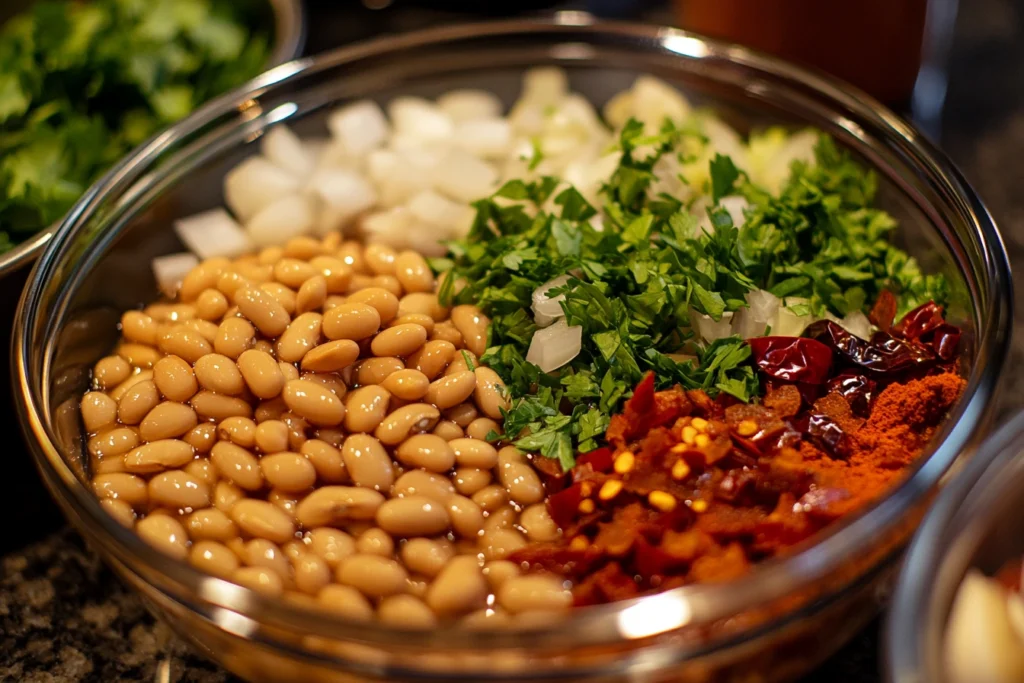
[631, 75, 691, 130]
[246, 194, 316, 247]
[407, 190, 472, 234]
[531, 275, 572, 327]
[521, 67, 568, 106]
[174, 208, 254, 259]
[690, 308, 734, 343]
[152, 252, 199, 298]
[367, 149, 435, 207]
[454, 118, 513, 159]
[702, 116, 750, 172]
[752, 129, 820, 194]
[388, 96, 454, 144]
[946, 571, 1024, 683]
[223, 157, 300, 222]
[603, 90, 634, 130]
[839, 311, 873, 340]
[327, 100, 390, 157]
[437, 89, 503, 122]
[526, 319, 583, 372]
[361, 206, 416, 248]
[731, 289, 781, 339]
[262, 125, 314, 178]
[433, 149, 498, 203]
[308, 168, 377, 230]
[773, 306, 814, 338]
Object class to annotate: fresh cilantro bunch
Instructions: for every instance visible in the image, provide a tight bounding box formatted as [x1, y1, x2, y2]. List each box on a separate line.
[0, 0, 272, 251]
[437, 116, 946, 468]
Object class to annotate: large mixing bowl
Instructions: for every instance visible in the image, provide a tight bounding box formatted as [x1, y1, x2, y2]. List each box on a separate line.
[885, 412, 1024, 683]
[13, 16, 1012, 683]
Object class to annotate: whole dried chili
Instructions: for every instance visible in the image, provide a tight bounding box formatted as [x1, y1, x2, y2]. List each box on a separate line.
[512, 300, 966, 606]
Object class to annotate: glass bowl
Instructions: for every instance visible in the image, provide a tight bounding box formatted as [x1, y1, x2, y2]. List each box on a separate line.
[886, 412, 1024, 683]
[13, 16, 1012, 683]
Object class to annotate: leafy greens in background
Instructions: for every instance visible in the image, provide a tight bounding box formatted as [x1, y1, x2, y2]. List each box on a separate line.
[439, 117, 947, 467]
[0, 0, 272, 252]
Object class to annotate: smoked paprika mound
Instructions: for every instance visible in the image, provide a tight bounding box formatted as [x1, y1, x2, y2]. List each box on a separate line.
[511, 301, 966, 606]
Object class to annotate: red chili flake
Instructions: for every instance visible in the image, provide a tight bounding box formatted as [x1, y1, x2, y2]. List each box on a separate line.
[869, 289, 898, 332]
[577, 446, 615, 473]
[796, 486, 853, 521]
[689, 544, 750, 583]
[634, 536, 674, 578]
[548, 484, 584, 528]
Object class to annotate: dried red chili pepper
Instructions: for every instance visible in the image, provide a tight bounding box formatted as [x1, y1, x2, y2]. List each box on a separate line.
[892, 301, 945, 340]
[747, 335, 834, 385]
[804, 320, 935, 376]
[806, 413, 852, 458]
[825, 373, 877, 417]
[926, 323, 962, 361]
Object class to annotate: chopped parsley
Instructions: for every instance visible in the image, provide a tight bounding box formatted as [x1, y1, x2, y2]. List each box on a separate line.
[438, 116, 946, 466]
[0, 0, 273, 251]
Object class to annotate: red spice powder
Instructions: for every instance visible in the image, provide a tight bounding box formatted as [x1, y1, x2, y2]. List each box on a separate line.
[800, 372, 966, 517]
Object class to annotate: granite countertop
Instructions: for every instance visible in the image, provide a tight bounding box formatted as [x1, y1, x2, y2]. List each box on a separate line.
[2, 0, 1022, 681]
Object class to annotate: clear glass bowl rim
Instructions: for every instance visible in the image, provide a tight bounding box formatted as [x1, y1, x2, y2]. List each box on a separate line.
[13, 14, 1012, 655]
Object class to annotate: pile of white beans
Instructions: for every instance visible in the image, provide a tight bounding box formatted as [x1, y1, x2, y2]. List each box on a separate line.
[81, 234, 572, 627]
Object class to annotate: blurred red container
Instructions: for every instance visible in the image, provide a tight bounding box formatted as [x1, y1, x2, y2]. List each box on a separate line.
[675, 0, 929, 105]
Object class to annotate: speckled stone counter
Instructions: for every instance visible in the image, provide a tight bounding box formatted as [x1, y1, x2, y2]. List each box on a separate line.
[3, 0, 1022, 681]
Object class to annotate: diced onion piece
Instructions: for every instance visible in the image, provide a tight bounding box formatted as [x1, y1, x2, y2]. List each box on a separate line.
[388, 96, 454, 144]
[703, 116, 749, 172]
[437, 89, 503, 122]
[690, 308, 734, 343]
[368, 149, 436, 207]
[603, 90, 634, 129]
[720, 195, 750, 228]
[773, 306, 814, 338]
[262, 125, 314, 178]
[749, 128, 819, 194]
[327, 100, 390, 157]
[246, 194, 316, 247]
[407, 190, 472, 234]
[531, 275, 572, 327]
[632, 75, 690, 129]
[526, 319, 582, 373]
[152, 252, 199, 298]
[731, 289, 781, 339]
[839, 311, 872, 340]
[223, 157, 300, 222]
[174, 208, 254, 260]
[362, 206, 414, 246]
[521, 67, 568, 106]
[454, 118, 513, 159]
[309, 168, 377, 231]
[945, 571, 1024, 683]
[562, 152, 619, 205]
[433, 149, 498, 203]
